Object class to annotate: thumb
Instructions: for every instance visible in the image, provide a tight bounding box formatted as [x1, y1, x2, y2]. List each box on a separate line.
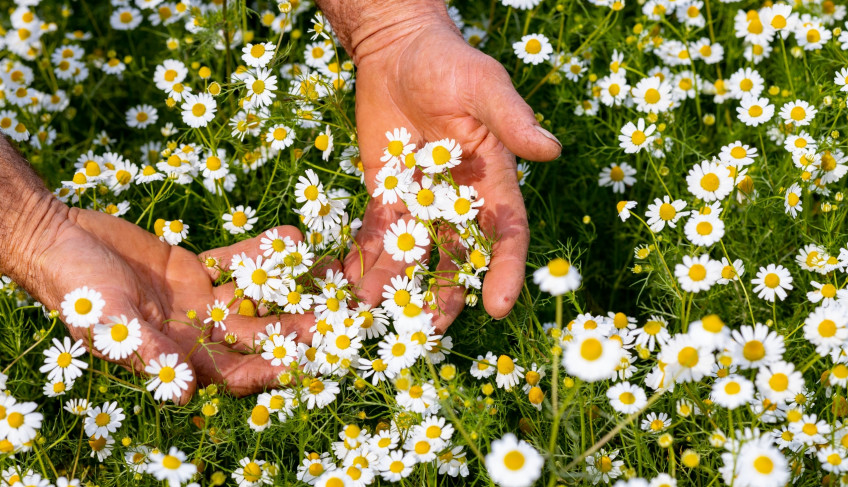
[470, 59, 562, 162]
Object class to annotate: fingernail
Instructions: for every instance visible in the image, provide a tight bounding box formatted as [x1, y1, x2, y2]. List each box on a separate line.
[535, 125, 562, 147]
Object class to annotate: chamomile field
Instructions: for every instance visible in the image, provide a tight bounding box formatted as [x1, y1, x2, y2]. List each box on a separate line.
[1, 0, 848, 486]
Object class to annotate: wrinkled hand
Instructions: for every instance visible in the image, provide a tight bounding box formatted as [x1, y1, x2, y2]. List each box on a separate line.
[344, 13, 562, 331]
[31, 207, 314, 403]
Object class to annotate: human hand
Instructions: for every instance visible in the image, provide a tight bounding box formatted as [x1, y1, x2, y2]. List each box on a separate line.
[342, 5, 562, 331]
[21, 203, 313, 403]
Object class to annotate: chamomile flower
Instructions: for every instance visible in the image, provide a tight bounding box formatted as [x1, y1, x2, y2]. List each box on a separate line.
[379, 334, 422, 376]
[835, 67, 848, 92]
[737, 96, 774, 126]
[618, 119, 656, 154]
[803, 304, 848, 354]
[417, 139, 462, 174]
[675, 254, 722, 293]
[617, 200, 637, 221]
[180, 92, 216, 128]
[204, 300, 229, 329]
[533, 258, 582, 295]
[242, 42, 275, 68]
[302, 377, 340, 409]
[807, 280, 841, 306]
[372, 166, 413, 205]
[784, 183, 803, 218]
[439, 185, 484, 225]
[314, 128, 334, 161]
[234, 256, 283, 302]
[631, 316, 671, 351]
[607, 382, 647, 414]
[265, 124, 295, 150]
[779, 100, 817, 126]
[110, 7, 143, 30]
[684, 212, 725, 246]
[751, 264, 793, 302]
[93, 315, 143, 361]
[40, 337, 88, 383]
[126, 104, 158, 129]
[711, 375, 754, 409]
[599, 163, 637, 193]
[494, 355, 524, 390]
[261, 333, 298, 367]
[642, 412, 671, 433]
[223, 205, 258, 235]
[44, 378, 72, 397]
[632, 76, 674, 113]
[728, 67, 765, 99]
[645, 196, 688, 232]
[144, 353, 193, 402]
[733, 440, 789, 487]
[146, 447, 198, 487]
[384, 219, 429, 263]
[404, 177, 442, 221]
[84, 401, 125, 439]
[381, 127, 415, 167]
[1, 401, 42, 446]
[661, 335, 715, 384]
[232, 457, 271, 486]
[513, 34, 553, 65]
[686, 160, 733, 201]
[484, 433, 544, 487]
[562, 332, 622, 382]
[756, 361, 804, 404]
[61, 286, 105, 328]
[161, 220, 189, 246]
[244, 68, 278, 108]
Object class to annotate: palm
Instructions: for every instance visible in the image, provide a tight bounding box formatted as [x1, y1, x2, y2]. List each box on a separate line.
[37, 209, 310, 401]
[345, 22, 560, 330]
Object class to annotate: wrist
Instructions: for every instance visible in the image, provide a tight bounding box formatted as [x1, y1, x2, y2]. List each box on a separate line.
[324, 0, 458, 65]
[1, 188, 70, 294]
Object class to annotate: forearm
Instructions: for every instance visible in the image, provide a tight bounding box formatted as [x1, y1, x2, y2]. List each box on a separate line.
[315, 0, 456, 63]
[0, 137, 68, 287]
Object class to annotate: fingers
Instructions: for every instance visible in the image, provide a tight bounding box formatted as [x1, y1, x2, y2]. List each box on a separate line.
[209, 312, 315, 350]
[343, 201, 402, 286]
[477, 158, 531, 320]
[468, 58, 561, 162]
[190, 343, 284, 397]
[198, 225, 304, 280]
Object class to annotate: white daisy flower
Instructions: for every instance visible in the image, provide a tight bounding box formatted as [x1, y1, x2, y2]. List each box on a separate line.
[93, 315, 143, 361]
[84, 401, 125, 439]
[242, 42, 275, 68]
[144, 353, 193, 402]
[618, 118, 656, 154]
[223, 205, 258, 235]
[533, 257, 581, 295]
[512, 34, 553, 65]
[40, 336, 89, 383]
[686, 160, 734, 201]
[383, 219, 430, 264]
[416, 139, 463, 174]
[675, 254, 722, 293]
[751, 264, 793, 302]
[61, 286, 105, 328]
[484, 433, 544, 487]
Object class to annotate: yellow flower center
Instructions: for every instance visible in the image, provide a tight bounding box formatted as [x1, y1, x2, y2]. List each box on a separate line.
[504, 450, 525, 470]
[580, 338, 603, 361]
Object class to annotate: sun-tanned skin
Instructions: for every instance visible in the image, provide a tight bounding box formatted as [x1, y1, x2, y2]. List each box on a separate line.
[0, 0, 559, 402]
